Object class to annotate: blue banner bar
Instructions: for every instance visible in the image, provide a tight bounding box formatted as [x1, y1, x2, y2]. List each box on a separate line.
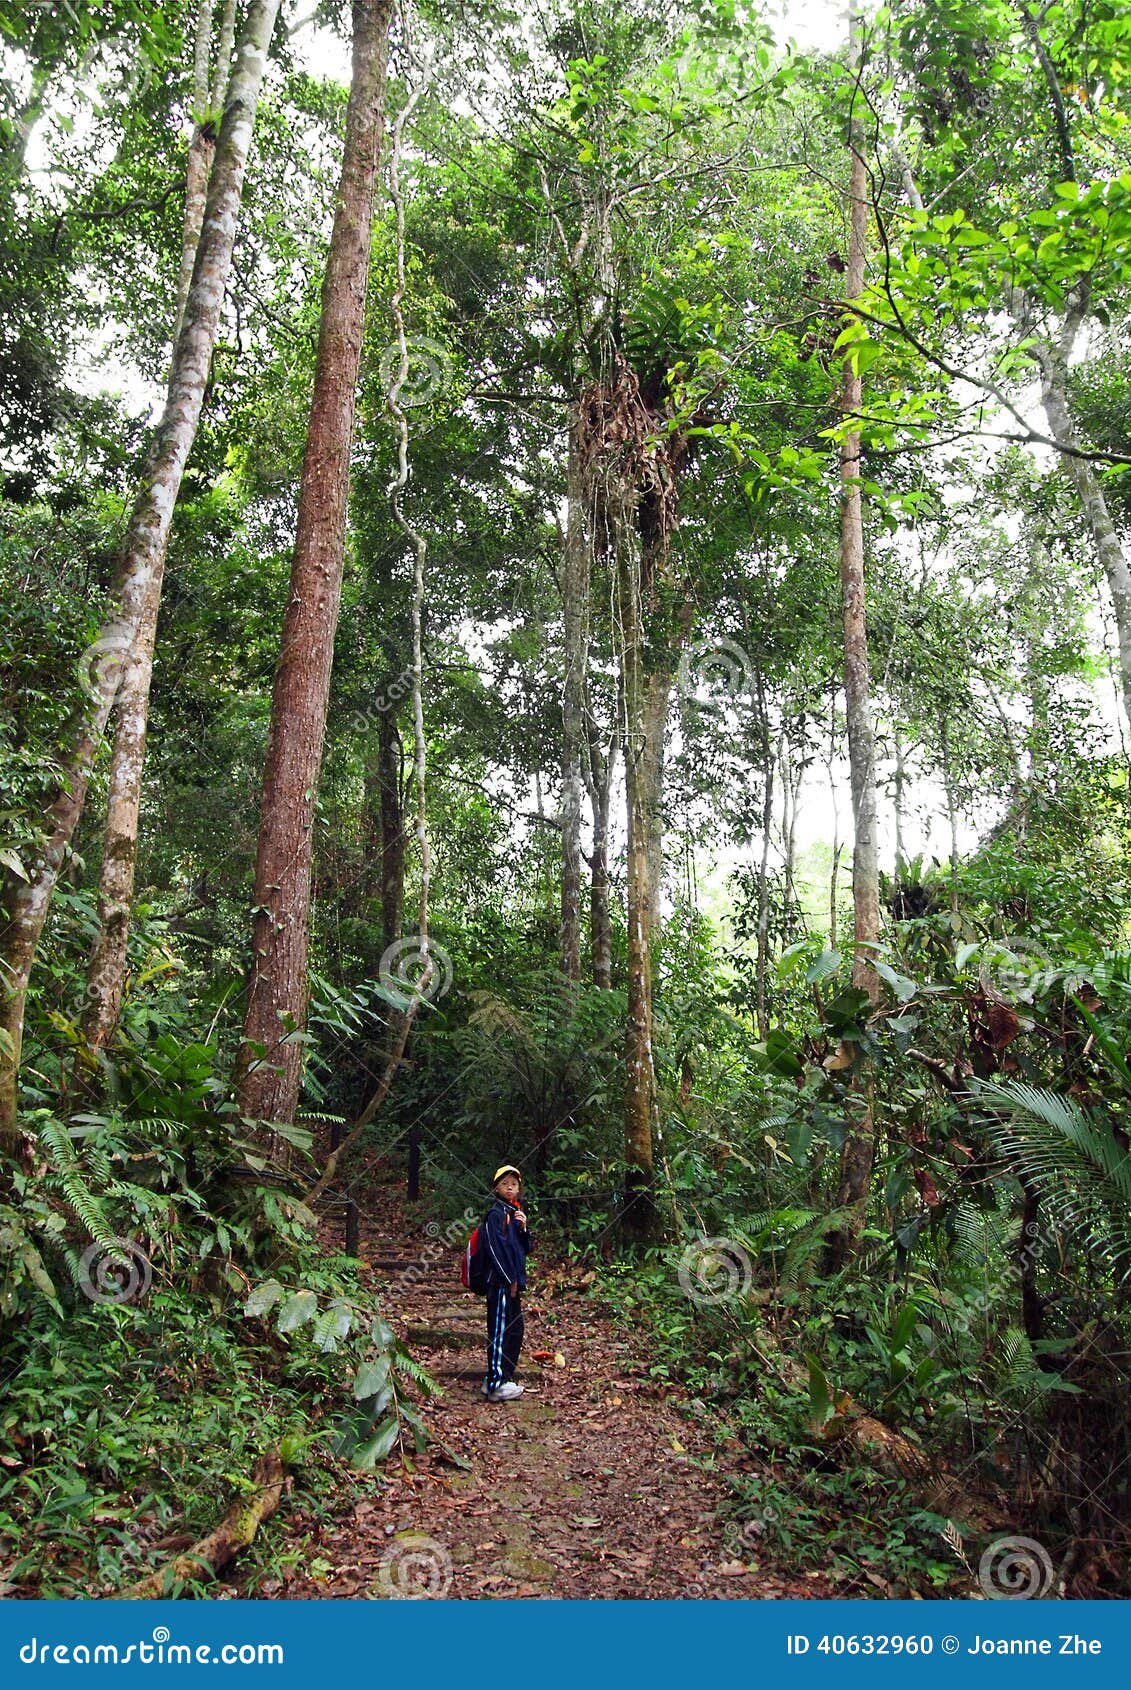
[1, 1601, 1127, 1687]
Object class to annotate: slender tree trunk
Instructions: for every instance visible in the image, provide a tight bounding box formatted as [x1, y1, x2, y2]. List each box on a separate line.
[209, 0, 239, 110]
[641, 667, 672, 947]
[893, 733, 906, 878]
[80, 2, 237, 1059]
[585, 705, 615, 989]
[1033, 333, 1131, 734]
[0, 0, 281, 1145]
[754, 672, 774, 1042]
[616, 500, 659, 1241]
[236, 0, 394, 1131]
[638, 582, 692, 949]
[172, 0, 221, 340]
[559, 402, 589, 980]
[779, 732, 803, 921]
[377, 705, 405, 956]
[938, 714, 962, 911]
[78, 570, 160, 1058]
[827, 102, 882, 1270]
[827, 698, 840, 948]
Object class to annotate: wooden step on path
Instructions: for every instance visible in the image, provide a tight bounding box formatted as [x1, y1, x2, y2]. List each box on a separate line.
[360, 1229, 487, 1358]
[406, 1325, 481, 1350]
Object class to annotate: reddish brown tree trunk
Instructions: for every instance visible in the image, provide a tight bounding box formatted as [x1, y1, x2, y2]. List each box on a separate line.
[236, 0, 394, 1133]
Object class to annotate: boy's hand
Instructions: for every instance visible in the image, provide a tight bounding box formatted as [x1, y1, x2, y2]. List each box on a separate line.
[510, 1281, 518, 1297]
[514, 1207, 527, 1228]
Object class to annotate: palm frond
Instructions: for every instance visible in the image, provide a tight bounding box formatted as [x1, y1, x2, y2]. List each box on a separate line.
[977, 1080, 1131, 1274]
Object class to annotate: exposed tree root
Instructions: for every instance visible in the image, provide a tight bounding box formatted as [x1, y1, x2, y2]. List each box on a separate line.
[120, 1452, 288, 1598]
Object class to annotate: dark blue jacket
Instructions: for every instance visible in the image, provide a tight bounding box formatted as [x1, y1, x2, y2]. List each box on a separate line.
[482, 1197, 532, 1291]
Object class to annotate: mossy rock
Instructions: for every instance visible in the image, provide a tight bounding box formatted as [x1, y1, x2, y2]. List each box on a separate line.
[501, 1548, 556, 1583]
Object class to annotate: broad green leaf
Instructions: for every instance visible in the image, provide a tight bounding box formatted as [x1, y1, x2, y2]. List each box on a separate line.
[244, 1279, 284, 1318]
[353, 1417, 400, 1468]
[353, 1354, 391, 1399]
[276, 1289, 318, 1333]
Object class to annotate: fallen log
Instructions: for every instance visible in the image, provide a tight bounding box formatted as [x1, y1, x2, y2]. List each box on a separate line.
[820, 1397, 1007, 1531]
[121, 1452, 289, 1599]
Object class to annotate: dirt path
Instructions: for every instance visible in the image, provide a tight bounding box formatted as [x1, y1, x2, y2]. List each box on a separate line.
[271, 1190, 830, 1601]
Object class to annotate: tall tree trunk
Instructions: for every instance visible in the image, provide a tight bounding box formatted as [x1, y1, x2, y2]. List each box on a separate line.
[827, 698, 840, 948]
[616, 499, 659, 1241]
[236, 0, 394, 1132]
[585, 703, 615, 989]
[80, 1, 238, 1059]
[172, 0, 224, 339]
[559, 402, 589, 980]
[640, 667, 672, 947]
[827, 99, 882, 1271]
[1032, 331, 1131, 735]
[377, 704, 405, 956]
[0, 0, 281, 1146]
[753, 670, 774, 1042]
[892, 732, 906, 879]
[779, 731, 803, 920]
[939, 714, 962, 911]
[78, 569, 161, 1058]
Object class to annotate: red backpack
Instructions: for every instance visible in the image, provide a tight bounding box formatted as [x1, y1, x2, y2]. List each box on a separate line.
[460, 1215, 490, 1294]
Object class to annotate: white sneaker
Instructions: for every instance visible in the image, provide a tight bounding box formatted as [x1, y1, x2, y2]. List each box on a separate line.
[486, 1382, 524, 1402]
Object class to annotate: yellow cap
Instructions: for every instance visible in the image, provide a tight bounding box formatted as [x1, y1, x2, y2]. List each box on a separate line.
[492, 1164, 522, 1185]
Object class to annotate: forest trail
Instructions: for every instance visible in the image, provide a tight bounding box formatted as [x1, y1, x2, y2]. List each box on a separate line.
[270, 1187, 832, 1601]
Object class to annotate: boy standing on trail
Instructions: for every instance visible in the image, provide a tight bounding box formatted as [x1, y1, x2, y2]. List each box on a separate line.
[482, 1164, 532, 1403]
